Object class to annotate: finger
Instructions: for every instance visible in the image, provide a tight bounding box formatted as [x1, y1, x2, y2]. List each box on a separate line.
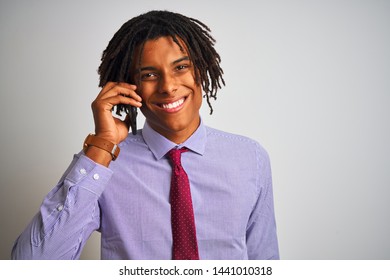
[100, 95, 143, 108]
[101, 82, 137, 93]
[98, 83, 141, 102]
[117, 82, 137, 89]
[91, 95, 141, 118]
[97, 82, 118, 97]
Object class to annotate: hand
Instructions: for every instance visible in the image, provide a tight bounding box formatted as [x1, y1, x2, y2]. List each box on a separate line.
[91, 82, 142, 144]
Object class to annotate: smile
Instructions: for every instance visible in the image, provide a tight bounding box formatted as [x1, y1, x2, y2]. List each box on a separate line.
[158, 97, 186, 112]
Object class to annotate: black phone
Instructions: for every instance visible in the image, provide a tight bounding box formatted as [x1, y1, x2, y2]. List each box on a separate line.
[115, 104, 138, 135]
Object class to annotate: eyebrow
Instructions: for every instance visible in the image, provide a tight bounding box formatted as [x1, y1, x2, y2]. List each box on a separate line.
[137, 56, 190, 72]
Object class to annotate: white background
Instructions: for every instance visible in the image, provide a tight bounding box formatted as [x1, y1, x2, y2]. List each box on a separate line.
[0, 0, 389, 260]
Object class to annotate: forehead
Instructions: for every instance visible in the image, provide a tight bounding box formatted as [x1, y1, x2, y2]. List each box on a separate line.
[135, 36, 189, 62]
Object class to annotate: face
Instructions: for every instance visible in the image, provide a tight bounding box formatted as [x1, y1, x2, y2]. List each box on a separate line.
[132, 36, 202, 144]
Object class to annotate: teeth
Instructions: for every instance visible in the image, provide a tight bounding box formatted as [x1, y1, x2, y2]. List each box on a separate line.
[161, 98, 184, 109]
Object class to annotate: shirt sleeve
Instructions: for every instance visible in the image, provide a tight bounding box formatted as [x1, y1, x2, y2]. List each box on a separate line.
[246, 144, 280, 260]
[11, 153, 113, 260]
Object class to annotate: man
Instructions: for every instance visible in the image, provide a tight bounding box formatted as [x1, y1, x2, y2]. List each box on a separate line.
[12, 10, 279, 260]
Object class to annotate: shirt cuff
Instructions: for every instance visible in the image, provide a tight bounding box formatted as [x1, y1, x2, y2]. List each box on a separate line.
[63, 153, 114, 197]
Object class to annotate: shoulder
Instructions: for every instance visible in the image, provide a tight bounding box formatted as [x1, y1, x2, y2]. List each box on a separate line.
[116, 130, 150, 158]
[205, 126, 270, 162]
[119, 130, 146, 148]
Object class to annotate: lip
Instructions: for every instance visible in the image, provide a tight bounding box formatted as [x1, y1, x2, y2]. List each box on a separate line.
[155, 97, 187, 113]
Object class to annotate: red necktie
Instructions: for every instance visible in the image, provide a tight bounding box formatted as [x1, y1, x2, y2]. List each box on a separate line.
[168, 147, 200, 260]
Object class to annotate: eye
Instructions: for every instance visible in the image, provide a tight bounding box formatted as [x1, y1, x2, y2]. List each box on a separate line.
[176, 64, 189, 71]
[141, 72, 158, 81]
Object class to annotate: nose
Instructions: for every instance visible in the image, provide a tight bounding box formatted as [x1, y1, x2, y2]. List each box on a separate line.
[158, 73, 178, 95]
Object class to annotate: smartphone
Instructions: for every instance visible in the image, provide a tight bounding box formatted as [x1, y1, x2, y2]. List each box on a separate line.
[115, 104, 138, 135]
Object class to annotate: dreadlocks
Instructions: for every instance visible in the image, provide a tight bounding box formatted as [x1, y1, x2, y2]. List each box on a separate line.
[98, 10, 225, 114]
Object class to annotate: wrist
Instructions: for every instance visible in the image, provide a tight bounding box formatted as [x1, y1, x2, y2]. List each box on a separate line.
[83, 134, 120, 166]
[84, 145, 113, 167]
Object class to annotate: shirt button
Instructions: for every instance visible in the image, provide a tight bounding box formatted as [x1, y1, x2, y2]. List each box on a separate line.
[79, 168, 87, 175]
[93, 173, 100, 180]
[56, 204, 64, 211]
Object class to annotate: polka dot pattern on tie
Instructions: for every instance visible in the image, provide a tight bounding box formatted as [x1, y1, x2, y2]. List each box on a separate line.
[168, 147, 200, 260]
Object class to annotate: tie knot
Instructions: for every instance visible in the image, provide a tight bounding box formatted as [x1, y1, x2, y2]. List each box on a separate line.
[168, 147, 189, 166]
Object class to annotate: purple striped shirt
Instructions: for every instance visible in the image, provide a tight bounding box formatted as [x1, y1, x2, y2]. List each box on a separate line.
[12, 121, 279, 259]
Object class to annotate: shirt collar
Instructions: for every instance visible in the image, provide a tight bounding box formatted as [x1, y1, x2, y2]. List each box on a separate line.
[142, 119, 207, 160]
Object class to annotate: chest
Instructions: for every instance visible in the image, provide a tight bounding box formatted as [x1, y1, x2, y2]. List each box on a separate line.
[99, 151, 258, 242]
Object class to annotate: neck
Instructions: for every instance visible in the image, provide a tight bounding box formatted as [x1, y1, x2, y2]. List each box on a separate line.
[147, 118, 200, 144]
